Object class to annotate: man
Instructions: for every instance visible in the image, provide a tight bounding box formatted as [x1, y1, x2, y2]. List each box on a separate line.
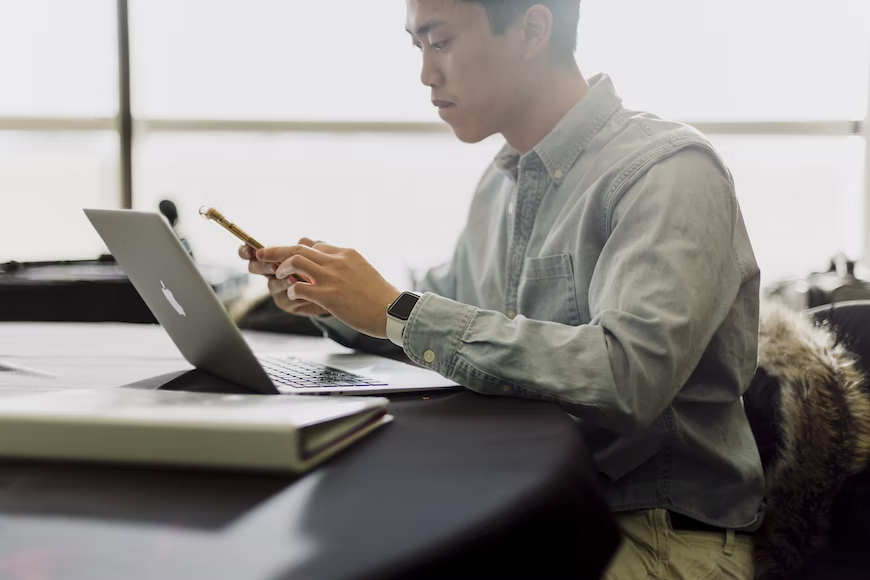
[241, 1, 763, 577]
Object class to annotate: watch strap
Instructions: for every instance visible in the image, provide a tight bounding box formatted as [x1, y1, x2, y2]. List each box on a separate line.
[386, 292, 421, 348]
[386, 314, 406, 348]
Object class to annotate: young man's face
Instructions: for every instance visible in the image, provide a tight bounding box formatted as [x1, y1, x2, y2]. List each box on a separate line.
[406, 0, 527, 143]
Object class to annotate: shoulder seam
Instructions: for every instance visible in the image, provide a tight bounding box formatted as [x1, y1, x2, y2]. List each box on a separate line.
[601, 141, 747, 280]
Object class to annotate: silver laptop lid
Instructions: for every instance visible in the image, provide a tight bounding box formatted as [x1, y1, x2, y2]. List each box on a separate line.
[84, 209, 278, 394]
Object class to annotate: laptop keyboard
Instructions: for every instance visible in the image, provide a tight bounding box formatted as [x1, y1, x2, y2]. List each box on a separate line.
[257, 356, 388, 390]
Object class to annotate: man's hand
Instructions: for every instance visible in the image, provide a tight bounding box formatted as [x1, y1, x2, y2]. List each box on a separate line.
[239, 238, 329, 317]
[255, 243, 401, 339]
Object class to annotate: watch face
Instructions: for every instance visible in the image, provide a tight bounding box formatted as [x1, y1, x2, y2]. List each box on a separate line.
[389, 293, 419, 321]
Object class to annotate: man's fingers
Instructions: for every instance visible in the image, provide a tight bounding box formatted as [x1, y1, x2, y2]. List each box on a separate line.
[249, 260, 277, 276]
[286, 282, 321, 303]
[257, 244, 329, 265]
[272, 290, 302, 311]
[238, 245, 254, 260]
[273, 293, 319, 315]
[312, 242, 341, 254]
[267, 276, 293, 296]
[275, 254, 322, 281]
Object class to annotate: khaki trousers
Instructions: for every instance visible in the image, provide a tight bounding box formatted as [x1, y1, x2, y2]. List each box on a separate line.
[603, 509, 753, 580]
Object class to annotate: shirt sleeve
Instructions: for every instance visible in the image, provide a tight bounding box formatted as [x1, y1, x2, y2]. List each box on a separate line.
[400, 148, 749, 435]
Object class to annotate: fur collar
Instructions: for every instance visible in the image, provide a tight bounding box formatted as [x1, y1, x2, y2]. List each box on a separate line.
[749, 301, 870, 579]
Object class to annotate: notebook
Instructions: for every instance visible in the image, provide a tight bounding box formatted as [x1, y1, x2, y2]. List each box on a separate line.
[0, 388, 391, 473]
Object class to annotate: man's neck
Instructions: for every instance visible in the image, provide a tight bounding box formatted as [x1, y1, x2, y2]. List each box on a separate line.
[502, 66, 590, 155]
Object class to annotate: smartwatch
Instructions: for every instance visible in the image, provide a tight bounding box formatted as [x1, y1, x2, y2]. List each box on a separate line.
[386, 291, 421, 348]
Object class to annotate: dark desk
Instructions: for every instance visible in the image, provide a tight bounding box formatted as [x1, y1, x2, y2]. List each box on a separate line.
[0, 323, 620, 579]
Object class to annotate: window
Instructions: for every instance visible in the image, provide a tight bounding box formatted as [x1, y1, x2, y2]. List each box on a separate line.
[0, 132, 119, 262]
[129, 0, 432, 121]
[711, 135, 865, 281]
[0, 0, 117, 117]
[132, 132, 502, 284]
[2, 0, 869, 285]
[0, 0, 118, 263]
[577, 0, 870, 121]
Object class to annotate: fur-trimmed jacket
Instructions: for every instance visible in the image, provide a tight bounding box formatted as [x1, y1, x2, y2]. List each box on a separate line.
[745, 301, 870, 579]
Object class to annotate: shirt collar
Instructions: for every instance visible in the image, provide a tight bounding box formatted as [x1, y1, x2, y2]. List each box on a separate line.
[494, 73, 623, 184]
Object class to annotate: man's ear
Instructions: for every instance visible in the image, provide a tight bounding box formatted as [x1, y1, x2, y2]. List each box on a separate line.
[519, 5, 553, 63]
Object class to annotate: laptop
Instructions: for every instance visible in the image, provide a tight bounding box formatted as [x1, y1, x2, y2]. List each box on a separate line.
[84, 209, 460, 396]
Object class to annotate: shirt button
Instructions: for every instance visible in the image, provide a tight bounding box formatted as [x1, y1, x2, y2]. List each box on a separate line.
[554, 169, 564, 180]
[507, 309, 516, 319]
[423, 350, 436, 364]
[508, 202, 514, 215]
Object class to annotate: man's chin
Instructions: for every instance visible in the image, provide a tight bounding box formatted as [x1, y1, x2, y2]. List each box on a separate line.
[448, 122, 494, 144]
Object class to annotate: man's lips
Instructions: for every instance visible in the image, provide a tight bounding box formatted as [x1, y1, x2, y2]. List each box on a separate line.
[432, 100, 454, 109]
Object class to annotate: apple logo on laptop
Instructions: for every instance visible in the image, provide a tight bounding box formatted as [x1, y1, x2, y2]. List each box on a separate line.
[161, 281, 186, 316]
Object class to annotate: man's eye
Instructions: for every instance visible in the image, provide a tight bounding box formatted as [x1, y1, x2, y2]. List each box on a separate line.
[431, 40, 448, 52]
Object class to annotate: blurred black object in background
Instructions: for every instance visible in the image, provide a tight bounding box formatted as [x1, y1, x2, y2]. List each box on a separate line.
[0, 199, 245, 323]
[766, 252, 870, 309]
[234, 294, 321, 336]
[159, 199, 194, 259]
[0, 256, 247, 323]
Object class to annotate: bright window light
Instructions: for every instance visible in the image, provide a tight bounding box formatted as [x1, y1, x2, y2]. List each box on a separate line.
[0, 0, 118, 117]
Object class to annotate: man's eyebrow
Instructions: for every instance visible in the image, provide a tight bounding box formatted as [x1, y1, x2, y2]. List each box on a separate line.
[405, 20, 446, 37]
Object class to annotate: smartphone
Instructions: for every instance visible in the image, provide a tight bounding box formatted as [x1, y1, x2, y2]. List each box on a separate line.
[199, 206, 264, 250]
[200, 206, 306, 283]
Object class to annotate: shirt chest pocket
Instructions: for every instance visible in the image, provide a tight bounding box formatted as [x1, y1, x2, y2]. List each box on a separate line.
[516, 253, 582, 326]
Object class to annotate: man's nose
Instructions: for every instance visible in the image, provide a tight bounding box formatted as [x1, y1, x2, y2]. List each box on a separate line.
[420, 52, 443, 88]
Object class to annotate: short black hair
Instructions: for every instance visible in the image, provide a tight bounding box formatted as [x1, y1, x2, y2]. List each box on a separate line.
[461, 0, 580, 66]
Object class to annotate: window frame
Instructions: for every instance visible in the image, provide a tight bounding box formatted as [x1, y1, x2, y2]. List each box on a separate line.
[0, 0, 868, 264]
